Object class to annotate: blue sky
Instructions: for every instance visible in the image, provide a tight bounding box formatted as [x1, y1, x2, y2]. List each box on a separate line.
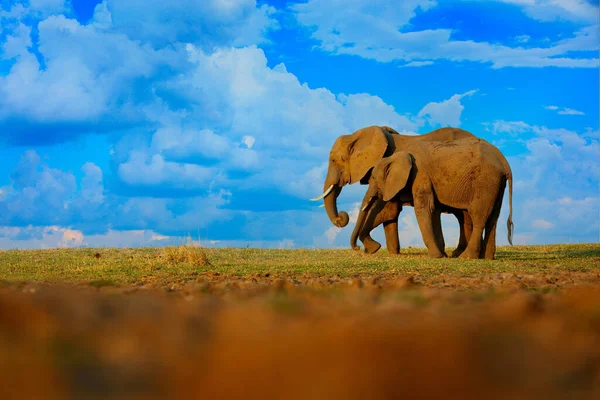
[0, 0, 597, 249]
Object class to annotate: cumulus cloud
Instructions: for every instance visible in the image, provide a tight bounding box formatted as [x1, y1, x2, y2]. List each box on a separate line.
[0, 226, 82, 249]
[0, 149, 238, 241]
[0, 15, 180, 143]
[101, 0, 278, 49]
[558, 108, 585, 115]
[291, 0, 599, 68]
[490, 120, 532, 137]
[0, 0, 279, 143]
[418, 90, 478, 127]
[0, 0, 596, 250]
[495, 0, 599, 23]
[0, 226, 192, 249]
[112, 44, 419, 200]
[545, 105, 585, 115]
[491, 122, 599, 244]
[118, 153, 218, 189]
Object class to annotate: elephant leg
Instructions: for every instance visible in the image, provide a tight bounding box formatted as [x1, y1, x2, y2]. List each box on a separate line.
[358, 210, 382, 255]
[463, 211, 473, 243]
[460, 197, 496, 260]
[358, 200, 384, 254]
[432, 209, 448, 257]
[451, 211, 466, 258]
[383, 219, 400, 255]
[360, 200, 400, 255]
[361, 236, 381, 254]
[481, 190, 505, 260]
[413, 190, 446, 258]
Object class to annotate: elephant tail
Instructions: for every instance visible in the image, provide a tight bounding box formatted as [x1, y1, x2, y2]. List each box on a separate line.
[506, 172, 514, 246]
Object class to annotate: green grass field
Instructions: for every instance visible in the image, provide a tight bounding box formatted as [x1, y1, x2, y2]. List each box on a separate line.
[1, 243, 598, 285]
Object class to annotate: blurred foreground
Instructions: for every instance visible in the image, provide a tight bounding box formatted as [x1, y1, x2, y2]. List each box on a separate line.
[1, 270, 600, 399]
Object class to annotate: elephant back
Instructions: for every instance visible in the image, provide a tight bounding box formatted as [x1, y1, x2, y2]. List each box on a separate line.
[417, 127, 476, 142]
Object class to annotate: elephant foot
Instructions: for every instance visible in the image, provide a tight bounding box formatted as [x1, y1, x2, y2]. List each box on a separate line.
[459, 250, 480, 259]
[451, 248, 466, 258]
[427, 249, 447, 259]
[362, 237, 381, 255]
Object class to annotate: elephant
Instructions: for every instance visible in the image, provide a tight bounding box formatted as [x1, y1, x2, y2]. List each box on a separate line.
[351, 195, 472, 258]
[311, 125, 476, 256]
[349, 138, 514, 259]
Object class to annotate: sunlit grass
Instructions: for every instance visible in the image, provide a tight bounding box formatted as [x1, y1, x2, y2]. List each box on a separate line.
[0, 243, 598, 285]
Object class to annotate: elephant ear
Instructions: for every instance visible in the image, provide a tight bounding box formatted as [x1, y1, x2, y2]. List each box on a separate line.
[348, 126, 390, 184]
[381, 152, 413, 202]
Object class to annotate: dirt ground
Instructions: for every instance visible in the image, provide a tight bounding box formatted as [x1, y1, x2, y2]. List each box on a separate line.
[1, 270, 600, 399]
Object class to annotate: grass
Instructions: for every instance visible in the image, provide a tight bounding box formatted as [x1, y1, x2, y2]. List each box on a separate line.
[0, 243, 599, 399]
[0, 243, 598, 285]
[162, 243, 211, 267]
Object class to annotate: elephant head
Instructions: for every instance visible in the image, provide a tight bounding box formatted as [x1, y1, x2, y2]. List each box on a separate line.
[311, 126, 394, 228]
[350, 152, 414, 248]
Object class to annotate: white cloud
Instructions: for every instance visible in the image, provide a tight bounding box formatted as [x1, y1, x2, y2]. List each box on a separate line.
[495, 0, 599, 23]
[61, 228, 84, 247]
[151, 233, 169, 241]
[117, 152, 217, 189]
[492, 121, 599, 244]
[242, 135, 256, 149]
[79, 162, 105, 204]
[0, 14, 175, 125]
[0, 0, 278, 139]
[99, 0, 278, 48]
[151, 127, 231, 161]
[515, 34, 531, 43]
[532, 219, 554, 229]
[400, 60, 435, 67]
[348, 202, 361, 224]
[545, 105, 585, 115]
[558, 108, 585, 115]
[115, 44, 419, 198]
[0, 225, 83, 249]
[0, 1, 69, 20]
[418, 90, 478, 127]
[488, 120, 532, 138]
[2, 23, 32, 59]
[29, 0, 69, 15]
[0, 227, 200, 249]
[0, 0, 597, 250]
[292, 1, 599, 68]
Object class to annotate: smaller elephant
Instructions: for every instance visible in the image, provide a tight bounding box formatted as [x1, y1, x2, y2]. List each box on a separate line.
[351, 142, 513, 259]
[351, 197, 472, 258]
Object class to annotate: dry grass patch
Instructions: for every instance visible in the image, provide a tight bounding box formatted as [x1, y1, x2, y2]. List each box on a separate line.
[162, 242, 211, 267]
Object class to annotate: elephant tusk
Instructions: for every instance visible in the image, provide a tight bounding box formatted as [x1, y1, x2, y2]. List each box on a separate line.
[310, 185, 334, 201]
[361, 196, 376, 212]
[318, 204, 325, 208]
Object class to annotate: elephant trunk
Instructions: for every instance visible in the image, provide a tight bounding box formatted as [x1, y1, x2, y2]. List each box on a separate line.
[350, 194, 376, 251]
[322, 163, 349, 228]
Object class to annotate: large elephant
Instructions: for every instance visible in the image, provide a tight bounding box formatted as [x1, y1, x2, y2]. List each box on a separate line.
[350, 138, 514, 259]
[311, 126, 475, 255]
